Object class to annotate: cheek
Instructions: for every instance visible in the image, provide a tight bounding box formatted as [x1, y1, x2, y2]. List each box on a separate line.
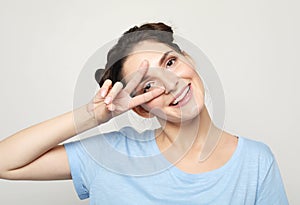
[178, 67, 205, 95]
[174, 61, 194, 75]
[187, 67, 205, 93]
[141, 98, 169, 121]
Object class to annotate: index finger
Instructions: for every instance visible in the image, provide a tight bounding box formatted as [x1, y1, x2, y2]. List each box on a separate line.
[128, 87, 165, 109]
[123, 60, 149, 94]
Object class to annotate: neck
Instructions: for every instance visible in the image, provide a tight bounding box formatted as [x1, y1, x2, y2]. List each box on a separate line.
[156, 106, 222, 161]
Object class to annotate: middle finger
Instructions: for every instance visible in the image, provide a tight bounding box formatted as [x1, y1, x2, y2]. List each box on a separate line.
[123, 60, 149, 94]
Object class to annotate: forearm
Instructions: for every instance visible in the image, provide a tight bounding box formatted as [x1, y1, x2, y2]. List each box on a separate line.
[0, 104, 98, 173]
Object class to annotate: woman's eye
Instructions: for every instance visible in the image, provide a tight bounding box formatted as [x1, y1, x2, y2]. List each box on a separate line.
[166, 58, 176, 68]
[143, 82, 154, 93]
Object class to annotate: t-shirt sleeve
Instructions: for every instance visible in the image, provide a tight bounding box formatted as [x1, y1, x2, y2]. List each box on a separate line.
[256, 149, 289, 204]
[64, 139, 100, 200]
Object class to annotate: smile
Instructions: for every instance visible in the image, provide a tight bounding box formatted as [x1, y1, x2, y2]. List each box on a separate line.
[169, 83, 191, 107]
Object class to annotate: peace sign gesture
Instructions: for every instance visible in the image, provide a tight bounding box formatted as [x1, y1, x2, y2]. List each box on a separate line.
[89, 60, 165, 124]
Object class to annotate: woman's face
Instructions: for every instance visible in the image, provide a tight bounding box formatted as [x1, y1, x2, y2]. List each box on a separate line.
[122, 41, 205, 123]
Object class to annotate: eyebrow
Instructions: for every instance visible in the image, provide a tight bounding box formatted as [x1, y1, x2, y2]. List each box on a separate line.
[159, 50, 173, 66]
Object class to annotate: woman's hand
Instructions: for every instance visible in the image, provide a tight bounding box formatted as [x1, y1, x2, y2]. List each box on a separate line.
[87, 60, 165, 124]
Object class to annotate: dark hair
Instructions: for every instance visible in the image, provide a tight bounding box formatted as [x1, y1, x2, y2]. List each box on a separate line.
[95, 22, 182, 87]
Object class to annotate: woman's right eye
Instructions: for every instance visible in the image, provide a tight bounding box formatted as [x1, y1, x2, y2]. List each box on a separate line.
[143, 82, 154, 93]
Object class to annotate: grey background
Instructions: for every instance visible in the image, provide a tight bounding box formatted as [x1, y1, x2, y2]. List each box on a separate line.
[0, 0, 299, 204]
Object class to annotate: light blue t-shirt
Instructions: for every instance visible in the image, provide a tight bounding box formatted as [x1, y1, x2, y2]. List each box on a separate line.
[64, 127, 288, 205]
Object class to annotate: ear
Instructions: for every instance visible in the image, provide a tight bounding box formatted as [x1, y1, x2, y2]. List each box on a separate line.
[182, 51, 196, 68]
[132, 106, 154, 118]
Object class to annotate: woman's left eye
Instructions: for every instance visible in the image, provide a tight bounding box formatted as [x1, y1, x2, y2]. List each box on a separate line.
[166, 58, 176, 68]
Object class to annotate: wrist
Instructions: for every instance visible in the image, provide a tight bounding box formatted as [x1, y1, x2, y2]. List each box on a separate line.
[73, 104, 99, 134]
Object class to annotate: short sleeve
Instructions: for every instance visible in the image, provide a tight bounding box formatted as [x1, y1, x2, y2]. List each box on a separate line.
[64, 140, 100, 200]
[256, 155, 289, 204]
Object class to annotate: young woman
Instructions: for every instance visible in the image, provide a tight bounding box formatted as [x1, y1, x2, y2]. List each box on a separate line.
[0, 22, 288, 204]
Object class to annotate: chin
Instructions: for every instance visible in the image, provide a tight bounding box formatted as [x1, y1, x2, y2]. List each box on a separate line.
[159, 103, 204, 124]
[177, 105, 203, 123]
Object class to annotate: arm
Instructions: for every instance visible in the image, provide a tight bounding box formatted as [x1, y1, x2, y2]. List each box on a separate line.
[0, 60, 164, 180]
[0, 105, 98, 180]
[0, 75, 113, 180]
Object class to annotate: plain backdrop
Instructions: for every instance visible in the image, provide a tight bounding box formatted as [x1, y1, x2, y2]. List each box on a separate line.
[0, 0, 299, 204]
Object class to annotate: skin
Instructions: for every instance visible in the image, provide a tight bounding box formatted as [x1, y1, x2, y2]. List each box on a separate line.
[0, 40, 238, 181]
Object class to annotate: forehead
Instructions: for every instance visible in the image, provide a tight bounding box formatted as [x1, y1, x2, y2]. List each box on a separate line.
[122, 41, 174, 77]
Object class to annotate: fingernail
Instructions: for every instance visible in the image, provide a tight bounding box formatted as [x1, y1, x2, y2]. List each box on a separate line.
[101, 89, 106, 98]
[104, 96, 111, 104]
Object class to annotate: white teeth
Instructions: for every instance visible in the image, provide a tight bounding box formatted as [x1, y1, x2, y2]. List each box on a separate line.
[172, 99, 178, 105]
[171, 86, 190, 105]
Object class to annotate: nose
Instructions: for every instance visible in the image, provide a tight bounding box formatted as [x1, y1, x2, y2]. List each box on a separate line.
[160, 69, 179, 94]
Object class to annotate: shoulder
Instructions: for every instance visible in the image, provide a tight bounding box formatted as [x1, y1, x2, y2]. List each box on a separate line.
[241, 137, 274, 159]
[105, 126, 155, 144]
[76, 126, 156, 157]
[74, 126, 153, 145]
[66, 126, 155, 149]
[238, 136, 275, 172]
[119, 126, 154, 139]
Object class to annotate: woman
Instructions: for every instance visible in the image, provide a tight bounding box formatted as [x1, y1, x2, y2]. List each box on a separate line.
[0, 22, 288, 204]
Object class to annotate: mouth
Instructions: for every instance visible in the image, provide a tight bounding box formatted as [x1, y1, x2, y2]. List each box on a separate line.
[169, 83, 191, 106]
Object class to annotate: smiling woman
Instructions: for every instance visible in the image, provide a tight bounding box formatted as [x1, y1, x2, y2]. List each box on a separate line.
[120, 42, 204, 123]
[0, 22, 289, 205]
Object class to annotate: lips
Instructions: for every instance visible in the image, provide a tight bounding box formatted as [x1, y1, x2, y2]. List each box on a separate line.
[169, 83, 191, 106]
